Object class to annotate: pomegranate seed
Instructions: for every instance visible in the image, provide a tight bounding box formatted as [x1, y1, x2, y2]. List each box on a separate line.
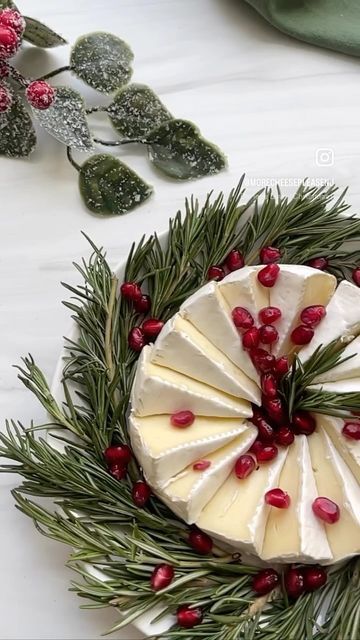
[134, 294, 151, 314]
[0, 25, 19, 58]
[120, 281, 142, 301]
[265, 488, 291, 508]
[207, 265, 225, 281]
[128, 327, 145, 351]
[256, 444, 278, 463]
[258, 263, 280, 287]
[263, 397, 286, 424]
[303, 566, 327, 592]
[291, 325, 314, 345]
[193, 460, 212, 471]
[234, 454, 256, 479]
[242, 327, 260, 350]
[352, 267, 360, 287]
[0, 9, 26, 36]
[225, 249, 244, 271]
[0, 83, 12, 112]
[232, 306, 254, 330]
[342, 422, 360, 440]
[177, 604, 203, 629]
[252, 568, 280, 595]
[170, 410, 195, 428]
[259, 324, 279, 345]
[104, 444, 132, 466]
[142, 318, 164, 340]
[110, 464, 127, 480]
[307, 257, 328, 270]
[275, 426, 295, 447]
[261, 373, 278, 399]
[285, 567, 305, 599]
[151, 563, 175, 591]
[256, 417, 275, 443]
[260, 246, 281, 264]
[26, 80, 56, 110]
[292, 411, 316, 435]
[312, 497, 340, 524]
[249, 439, 263, 455]
[300, 305, 326, 327]
[250, 348, 275, 373]
[274, 356, 289, 378]
[188, 527, 213, 555]
[259, 306, 282, 324]
[132, 481, 151, 507]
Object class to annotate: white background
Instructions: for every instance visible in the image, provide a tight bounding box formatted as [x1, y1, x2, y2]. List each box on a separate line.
[1, 0, 360, 638]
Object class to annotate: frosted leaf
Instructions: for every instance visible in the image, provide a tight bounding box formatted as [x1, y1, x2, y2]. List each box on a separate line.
[33, 86, 93, 151]
[146, 119, 226, 180]
[79, 154, 153, 215]
[0, 1, 17, 9]
[108, 84, 172, 138]
[71, 32, 134, 94]
[23, 16, 67, 48]
[0, 94, 37, 158]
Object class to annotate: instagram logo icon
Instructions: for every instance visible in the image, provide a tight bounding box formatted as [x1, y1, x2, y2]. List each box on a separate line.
[315, 148, 334, 166]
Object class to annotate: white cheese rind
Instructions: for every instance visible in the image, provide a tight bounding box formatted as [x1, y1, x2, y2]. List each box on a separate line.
[313, 336, 360, 383]
[317, 413, 360, 483]
[323, 431, 360, 527]
[218, 265, 270, 324]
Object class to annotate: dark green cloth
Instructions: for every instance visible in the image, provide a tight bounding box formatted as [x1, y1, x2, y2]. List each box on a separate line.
[244, 0, 360, 57]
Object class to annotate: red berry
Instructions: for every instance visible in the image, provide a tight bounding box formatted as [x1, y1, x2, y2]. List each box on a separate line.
[177, 604, 203, 629]
[251, 410, 275, 443]
[292, 411, 316, 435]
[120, 281, 142, 301]
[265, 488, 291, 508]
[128, 327, 145, 351]
[170, 410, 195, 428]
[250, 348, 275, 373]
[300, 305, 326, 327]
[0, 61, 9, 78]
[285, 567, 305, 599]
[142, 317, 164, 340]
[151, 563, 175, 591]
[0, 25, 19, 58]
[232, 306, 254, 330]
[104, 444, 132, 466]
[0, 83, 12, 112]
[193, 460, 212, 471]
[275, 426, 295, 447]
[274, 356, 289, 378]
[132, 481, 151, 507]
[258, 264, 280, 287]
[225, 249, 244, 271]
[352, 267, 360, 287]
[26, 80, 56, 110]
[260, 373, 278, 399]
[256, 444, 278, 463]
[134, 294, 151, 314]
[234, 454, 256, 479]
[188, 527, 213, 555]
[207, 265, 225, 281]
[259, 306, 282, 324]
[303, 566, 327, 592]
[307, 257, 328, 271]
[0, 9, 25, 36]
[312, 497, 340, 524]
[249, 439, 263, 455]
[291, 325, 314, 345]
[342, 421, 360, 440]
[259, 324, 279, 345]
[260, 246, 281, 264]
[110, 464, 127, 480]
[242, 327, 260, 350]
[263, 397, 286, 424]
[252, 568, 280, 595]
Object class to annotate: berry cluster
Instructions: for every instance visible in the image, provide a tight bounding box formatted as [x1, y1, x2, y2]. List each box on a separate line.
[121, 281, 164, 351]
[104, 443, 151, 507]
[252, 564, 327, 599]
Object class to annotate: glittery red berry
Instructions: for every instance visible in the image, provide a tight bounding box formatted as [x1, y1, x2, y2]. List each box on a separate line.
[234, 454, 256, 479]
[242, 327, 260, 350]
[256, 443, 278, 462]
[312, 497, 340, 524]
[300, 305, 326, 327]
[0, 9, 25, 36]
[225, 249, 244, 271]
[134, 294, 151, 314]
[120, 281, 142, 301]
[250, 348, 275, 373]
[275, 426, 295, 447]
[188, 527, 213, 555]
[265, 488, 290, 508]
[342, 421, 360, 440]
[128, 327, 145, 351]
[352, 267, 360, 287]
[110, 464, 127, 480]
[0, 83, 12, 112]
[274, 356, 289, 378]
[252, 568, 280, 595]
[285, 567, 305, 599]
[26, 80, 56, 110]
[177, 604, 203, 629]
[0, 25, 19, 58]
[151, 563, 175, 591]
[232, 306, 254, 330]
[260, 246, 281, 264]
[260, 373, 278, 399]
[291, 325, 314, 345]
[142, 318, 164, 340]
[259, 324, 279, 345]
[259, 306, 282, 324]
[258, 263, 280, 287]
[307, 257, 328, 270]
[292, 411, 316, 435]
[171, 410, 195, 428]
[104, 444, 132, 466]
[132, 481, 151, 507]
[193, 459, 212, 471]
[207, 265, 225, 281]
[303, 566, 327, 592]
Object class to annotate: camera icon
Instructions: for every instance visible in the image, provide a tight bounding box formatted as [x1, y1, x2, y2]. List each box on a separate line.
[315, 148, 334, 166]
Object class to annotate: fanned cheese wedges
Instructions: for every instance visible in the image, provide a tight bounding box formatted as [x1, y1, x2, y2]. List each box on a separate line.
[315, 414, 360, 483]
[218, 265, 270, 321]
[313, 335, 360, 383]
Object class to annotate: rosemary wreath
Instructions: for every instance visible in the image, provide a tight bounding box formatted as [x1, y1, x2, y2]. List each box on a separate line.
[1, 178, 360, 639]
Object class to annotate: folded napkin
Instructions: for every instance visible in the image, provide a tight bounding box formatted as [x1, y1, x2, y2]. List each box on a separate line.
[244, 0, 360, 57]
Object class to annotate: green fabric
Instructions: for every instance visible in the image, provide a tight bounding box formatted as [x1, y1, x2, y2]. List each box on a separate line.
[244, 0, 360, 57]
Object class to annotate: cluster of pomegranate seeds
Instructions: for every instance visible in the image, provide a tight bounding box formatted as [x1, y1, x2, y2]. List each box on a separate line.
[132, 480, 151, 507]
[170, 410, 195, 428]
[122, 280, 164, 351]
[252, 565, 327, 598]
[258, 263, 280, 287]
[265, 488, 291, 509]
[342, 421, 360, 440]
[312, 497, 340, 523]
[307, 257, 328, 270]
[260, 246, 281, 264]
[188, 527, 213, 555]
[193, 459, 212, 471]
[208, 249, 245, 281]
[150, 563, 175, 591]
[352, 266, 360, 287]
[104, 444, 132, 480]
[177, 604, 203, 628]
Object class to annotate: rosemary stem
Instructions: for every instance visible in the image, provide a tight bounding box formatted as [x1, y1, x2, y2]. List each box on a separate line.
[105, 276, 118, 385]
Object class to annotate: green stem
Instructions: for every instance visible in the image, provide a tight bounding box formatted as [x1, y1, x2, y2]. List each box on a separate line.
[66, 147, 81, 172]
[86, 106, 108, 115]
[8, 65, 28, 88]
[36, 65, 71, 81]
[93, 137, 143, 147]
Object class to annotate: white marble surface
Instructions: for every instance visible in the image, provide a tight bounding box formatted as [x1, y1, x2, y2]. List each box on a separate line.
[1, 0, 360, 638]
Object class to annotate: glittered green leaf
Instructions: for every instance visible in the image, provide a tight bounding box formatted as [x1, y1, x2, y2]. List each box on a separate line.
[71, 32, 133, 94]
[0, 0, 17, 8]
[108, 84, 172, 138]
[23, 16, 67, 48]
[0, 94, 37, 158]
[146, 119, 226, 180]
[79, 154, 152, 215]
[32, 86, 93, 151]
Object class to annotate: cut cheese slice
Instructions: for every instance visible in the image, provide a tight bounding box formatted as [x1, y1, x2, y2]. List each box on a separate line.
[158, 426, 257, 523]
[131, 346, 252, 418]
[316, 414, 360, 484]
[313, 336, 360, 383]
[324, 431, 360, 527]
[269, 265, 336, 357]
[310, 378, 360, 394]
[180, 282, 259, 382]
[151, 315, 260, 403]
[129, 414, 249, 487]
[218, 265, 270, 324]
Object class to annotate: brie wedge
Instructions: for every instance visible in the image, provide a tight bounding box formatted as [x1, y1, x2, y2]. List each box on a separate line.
[218, 265, 270, 322]
[313, 336, 360, 383]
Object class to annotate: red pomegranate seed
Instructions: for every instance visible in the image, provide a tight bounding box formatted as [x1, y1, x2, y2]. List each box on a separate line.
[312, 497, 340, 524]
[128, 327, 145, 351]
[260, 246, 281, 264]
[342, 422, 360, 440]
[225, 249, 244, 271]
[193, 460, 212, 471]
[307, 257, 328, 271]
[242, 327, 260, 350]
[303, 566, 327, 592]
[285, 567, 305, 599]
[274, 356, 289, 378]
[265, 488, 291, 508]
[109, 464, 127, 480]
[256, 444, 278, 463]
[207, 265, 225, 281]
[291, 325, 314, 345]
[177, 604, 203, 629]
[249, 439, 263, 455]
[151, 563, 175, 591]
[104, 444, 132, 466]
[234, 454, 256, 479]
[188, 527, 213, 555]
[259, 324, 279, 345]
[134, 294, 151, 314]
[263, 397, 286, 424]
[170, 410, 195, 428]
[232, 306, 254, 330]
[259, 306, 282, 324]
[120, 281, 142, 301]
[258, 264, 280, 287]
[132, 481, 151, 507]
[257, 418, 275, 443]
[275, 426, 295, 447]
[352, 267, 360, 287]
[261, 373, 278, 399]
[300, 305, 326, 327]
[252, 568, 280, 595]
[292, 411, 316, 435]
[250, 348, 275, 373]
[142, 318, 164, 340]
